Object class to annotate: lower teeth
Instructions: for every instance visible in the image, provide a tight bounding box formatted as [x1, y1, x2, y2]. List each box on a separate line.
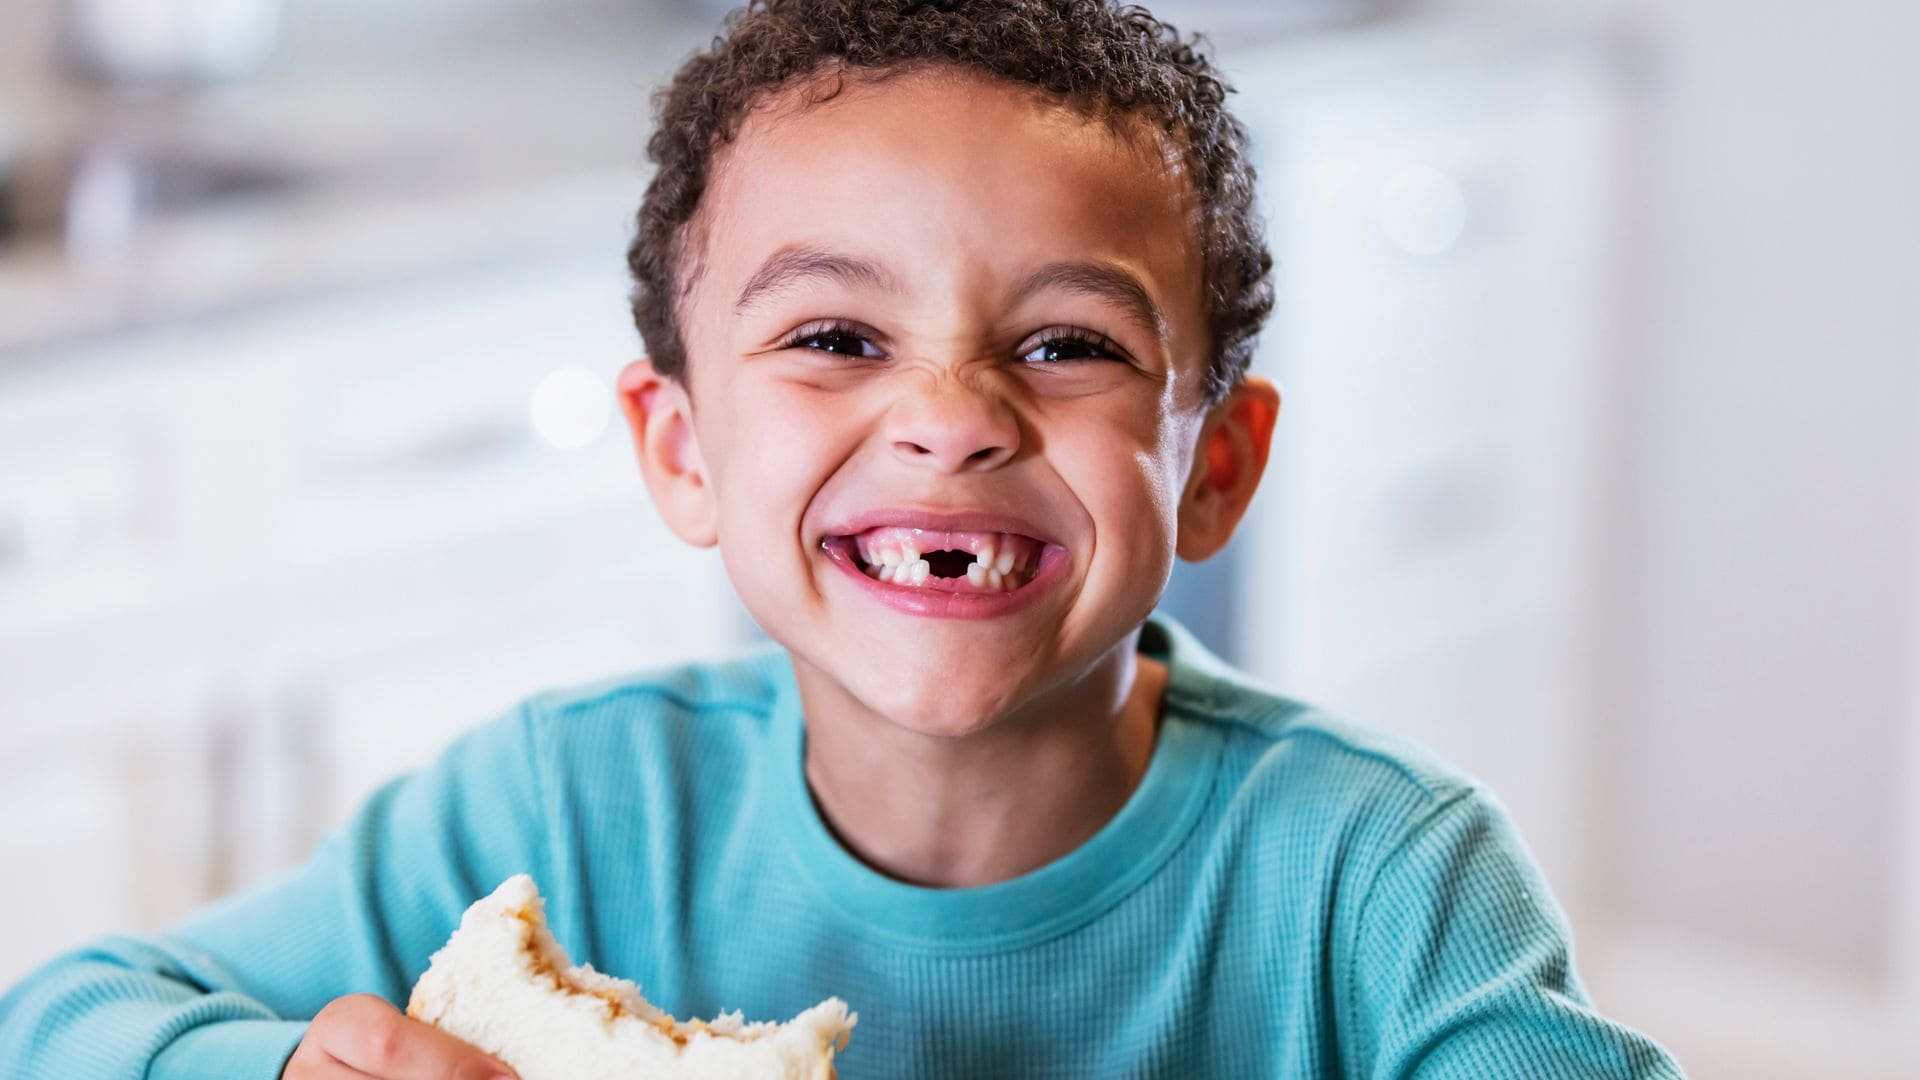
[864, 557, 1028, 592]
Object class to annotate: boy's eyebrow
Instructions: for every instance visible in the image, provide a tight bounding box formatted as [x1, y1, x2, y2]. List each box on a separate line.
[1012, 261, 1170, 344]
[734, 247, 900, 312]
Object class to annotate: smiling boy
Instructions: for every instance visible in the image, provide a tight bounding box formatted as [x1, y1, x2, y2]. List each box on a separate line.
[624, 58, 1247, 891]
[0, 1, 1685, 1078]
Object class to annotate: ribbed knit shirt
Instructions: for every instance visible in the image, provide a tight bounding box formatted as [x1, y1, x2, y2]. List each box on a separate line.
[0, 614, 1683, 1079]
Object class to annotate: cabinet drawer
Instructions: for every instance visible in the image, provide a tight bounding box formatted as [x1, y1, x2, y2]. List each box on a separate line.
[0, 728, 218, 986]
[0, 404, 170, 635]
[269, 259, 640, 563]
[0, 753, 132, 986]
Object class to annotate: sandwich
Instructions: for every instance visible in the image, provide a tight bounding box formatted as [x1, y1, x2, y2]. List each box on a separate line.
[407, 874, 856, 1079]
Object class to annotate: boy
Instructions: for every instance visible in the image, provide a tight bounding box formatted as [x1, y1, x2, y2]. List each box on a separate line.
[0, 1, 1685, 1077]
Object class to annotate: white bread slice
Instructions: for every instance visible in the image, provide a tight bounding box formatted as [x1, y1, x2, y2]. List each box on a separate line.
[407, 875, 855, 1079]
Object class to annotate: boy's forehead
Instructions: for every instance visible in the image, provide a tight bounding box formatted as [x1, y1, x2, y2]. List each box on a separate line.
[718, 68, 1196, 249]
[685, 67, 1208, 368]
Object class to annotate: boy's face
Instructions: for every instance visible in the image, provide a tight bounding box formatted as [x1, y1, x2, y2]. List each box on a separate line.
[622, 68, 1276, 737]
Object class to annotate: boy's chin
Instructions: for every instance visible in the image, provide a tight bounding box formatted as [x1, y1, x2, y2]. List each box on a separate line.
[843, 667, 1028, 740]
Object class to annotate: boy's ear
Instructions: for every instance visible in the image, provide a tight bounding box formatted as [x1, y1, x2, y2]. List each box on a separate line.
[1176, 374, 1281, 562]
[617, 358, 718, 547]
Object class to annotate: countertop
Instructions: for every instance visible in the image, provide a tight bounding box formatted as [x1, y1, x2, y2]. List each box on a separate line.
[0, 7, 712, 363]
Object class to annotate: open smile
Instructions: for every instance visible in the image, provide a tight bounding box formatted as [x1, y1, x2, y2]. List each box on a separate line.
[846, 526, 1044, 592]
[817, 513, 1070, 618]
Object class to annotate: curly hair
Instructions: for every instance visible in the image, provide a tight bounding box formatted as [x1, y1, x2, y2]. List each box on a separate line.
[627, 0, 1272, 406]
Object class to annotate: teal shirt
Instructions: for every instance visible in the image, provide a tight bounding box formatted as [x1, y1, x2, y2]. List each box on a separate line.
[0, 615, 1683, 1078]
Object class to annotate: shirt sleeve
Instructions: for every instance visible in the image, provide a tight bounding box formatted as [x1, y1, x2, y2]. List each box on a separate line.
[1341, 788, 1686, 1080]
[0, 702, 550, 1080]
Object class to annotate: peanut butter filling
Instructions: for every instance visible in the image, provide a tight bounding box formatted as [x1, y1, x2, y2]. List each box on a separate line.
[509, 903, 766, 1042]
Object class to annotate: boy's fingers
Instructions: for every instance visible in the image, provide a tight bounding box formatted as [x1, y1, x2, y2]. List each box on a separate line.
[289, 1058, 377, 1080]
[284, 1032, 379, 1080]
[314, 993, 518, 1079]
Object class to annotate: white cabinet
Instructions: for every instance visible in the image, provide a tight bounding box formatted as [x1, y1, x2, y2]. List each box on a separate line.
[0, 249, 744, 986]
[0, 750, 142, 980]
[0, 355, 183, 638]
[252, 505, 739, 868]
[0, 611, 219, 980]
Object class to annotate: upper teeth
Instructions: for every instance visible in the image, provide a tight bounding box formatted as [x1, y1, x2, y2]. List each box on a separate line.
[849, 527, 1044, 591]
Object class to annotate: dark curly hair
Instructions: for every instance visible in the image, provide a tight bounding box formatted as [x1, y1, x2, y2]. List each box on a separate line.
[627, 0, 1272, 406]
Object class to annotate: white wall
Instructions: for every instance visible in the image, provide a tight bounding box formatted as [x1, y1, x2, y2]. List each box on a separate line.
[1598, 0, 1918, 981]
[1421, 0, 1919, 973]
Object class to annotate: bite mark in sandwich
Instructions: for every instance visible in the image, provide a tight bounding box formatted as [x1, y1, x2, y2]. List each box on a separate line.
[407, 875, 855, 1079]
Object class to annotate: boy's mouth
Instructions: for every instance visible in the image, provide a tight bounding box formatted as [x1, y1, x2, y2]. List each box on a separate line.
[823, 525, 1053, 594]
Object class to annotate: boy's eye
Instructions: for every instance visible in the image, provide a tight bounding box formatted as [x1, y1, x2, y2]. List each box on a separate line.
[781, 322, 883, 359]
[1019, 329, 1123, 364]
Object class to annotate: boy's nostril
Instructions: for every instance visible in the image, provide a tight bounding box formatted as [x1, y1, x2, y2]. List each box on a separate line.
[890, 441, 1012, 467]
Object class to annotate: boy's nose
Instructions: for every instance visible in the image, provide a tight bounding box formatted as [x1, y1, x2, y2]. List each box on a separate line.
[884, 376, 1020, 472]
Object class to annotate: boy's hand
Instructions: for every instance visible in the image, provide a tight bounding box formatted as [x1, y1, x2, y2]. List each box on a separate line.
[285, 993, 519, 1079]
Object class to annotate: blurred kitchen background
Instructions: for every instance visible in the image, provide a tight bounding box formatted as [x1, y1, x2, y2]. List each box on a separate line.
[1, 0, 1913, 1075]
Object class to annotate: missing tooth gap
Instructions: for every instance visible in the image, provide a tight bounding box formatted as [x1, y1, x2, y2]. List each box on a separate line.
[924, 550, 973, 578]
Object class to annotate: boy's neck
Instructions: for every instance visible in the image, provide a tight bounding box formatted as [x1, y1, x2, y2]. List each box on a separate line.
[794, 637, 1169, 889]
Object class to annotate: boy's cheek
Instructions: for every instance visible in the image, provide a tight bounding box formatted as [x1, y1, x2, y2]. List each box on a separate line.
[707, 389, 825, 477]
[1054, 405, 1191, 496]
